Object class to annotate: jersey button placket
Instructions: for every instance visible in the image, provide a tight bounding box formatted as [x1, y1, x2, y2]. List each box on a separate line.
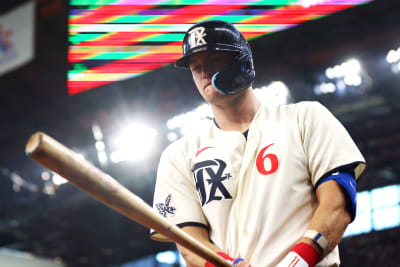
[237, 127, 260, 248]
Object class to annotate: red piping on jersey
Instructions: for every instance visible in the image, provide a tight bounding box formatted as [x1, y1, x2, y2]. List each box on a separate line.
[195, 146, 214, 157]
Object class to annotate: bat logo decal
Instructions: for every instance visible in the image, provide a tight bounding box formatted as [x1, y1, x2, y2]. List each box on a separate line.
[156, 194, 176, 217]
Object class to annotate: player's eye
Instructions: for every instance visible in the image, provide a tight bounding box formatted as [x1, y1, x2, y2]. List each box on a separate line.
[190, 64, 201, 73]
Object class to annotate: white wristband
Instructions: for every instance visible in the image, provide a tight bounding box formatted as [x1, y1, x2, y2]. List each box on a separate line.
[276, 251, 309, 267]
[303, 230, 329, 252]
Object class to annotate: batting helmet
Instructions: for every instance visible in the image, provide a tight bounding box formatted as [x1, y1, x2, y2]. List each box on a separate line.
[175, 20, 255, 95]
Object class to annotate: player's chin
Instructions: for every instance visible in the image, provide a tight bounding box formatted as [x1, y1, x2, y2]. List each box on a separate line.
[203, 87, 224, 102]
[203, 84, 215, 93]
[206, 84, 228, 97]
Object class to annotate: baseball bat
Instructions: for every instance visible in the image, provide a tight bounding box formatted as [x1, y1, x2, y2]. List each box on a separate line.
[25, 132, 233, 267]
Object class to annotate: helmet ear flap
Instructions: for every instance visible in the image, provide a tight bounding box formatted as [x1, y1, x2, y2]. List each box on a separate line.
[211, 54, 255, 95]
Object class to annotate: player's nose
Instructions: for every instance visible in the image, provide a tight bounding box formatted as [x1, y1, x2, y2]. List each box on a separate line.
[201, 71, 213, 79]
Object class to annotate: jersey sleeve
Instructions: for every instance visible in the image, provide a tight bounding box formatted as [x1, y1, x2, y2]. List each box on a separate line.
[150, 142, 208, 242]
[299, 102, 366, 186]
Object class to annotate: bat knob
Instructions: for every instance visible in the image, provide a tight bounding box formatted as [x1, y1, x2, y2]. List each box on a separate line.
[26, 131, 45, 155]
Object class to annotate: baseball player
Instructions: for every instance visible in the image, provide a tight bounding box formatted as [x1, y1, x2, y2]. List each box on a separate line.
[151, 20, 366, 267]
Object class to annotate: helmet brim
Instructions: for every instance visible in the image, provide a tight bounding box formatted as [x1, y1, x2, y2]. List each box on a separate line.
[174, 45, 242, 68]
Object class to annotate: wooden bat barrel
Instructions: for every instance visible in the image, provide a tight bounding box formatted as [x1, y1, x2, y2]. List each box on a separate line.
[26, 132, 233, 267]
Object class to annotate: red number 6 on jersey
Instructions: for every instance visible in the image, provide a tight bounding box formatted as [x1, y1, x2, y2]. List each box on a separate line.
[256, 143, 279, 175]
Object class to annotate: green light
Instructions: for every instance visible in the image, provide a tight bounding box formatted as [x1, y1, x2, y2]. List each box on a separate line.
[202, 15, 256, 23]
[146, 33, 184, 42]
[91, 52, 143, 60]
[69, 34, 105, 45]
[70, 63, 88, 74]
[109, 15, 161, 24]
[71, 0, 118, 5]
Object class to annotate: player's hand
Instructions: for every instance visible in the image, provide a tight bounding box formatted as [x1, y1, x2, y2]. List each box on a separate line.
[205, 252, 251, 267]
[236, 260, 251, 267]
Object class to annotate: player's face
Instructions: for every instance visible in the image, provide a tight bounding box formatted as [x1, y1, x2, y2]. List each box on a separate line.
[189, 51, 233, 104]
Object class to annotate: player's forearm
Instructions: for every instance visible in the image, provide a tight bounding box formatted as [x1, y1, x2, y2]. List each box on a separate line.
[177, 226, 224, 267]
[177, 242, 223, 267]
[177, 244, 206, 267]
[305, 180, 351, 256]
[277, 180, 351, 267]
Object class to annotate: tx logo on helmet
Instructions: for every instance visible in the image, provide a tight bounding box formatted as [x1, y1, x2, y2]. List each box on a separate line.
[192, 159, 232, 206]
[188, 26, 207, 48]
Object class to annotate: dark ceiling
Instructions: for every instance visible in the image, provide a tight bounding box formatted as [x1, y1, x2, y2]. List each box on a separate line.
[1, 0, 400, 266]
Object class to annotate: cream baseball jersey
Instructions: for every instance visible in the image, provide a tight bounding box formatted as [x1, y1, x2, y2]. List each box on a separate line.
[151, 101, 366, 267]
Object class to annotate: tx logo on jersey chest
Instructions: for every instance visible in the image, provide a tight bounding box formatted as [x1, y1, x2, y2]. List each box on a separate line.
[192, 159, 232, 206]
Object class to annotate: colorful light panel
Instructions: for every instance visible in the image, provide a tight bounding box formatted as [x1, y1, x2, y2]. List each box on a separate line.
[68, 0, 373, 95]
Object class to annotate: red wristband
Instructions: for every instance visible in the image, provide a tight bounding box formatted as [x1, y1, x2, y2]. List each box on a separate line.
[291, 242, 319, 267]
[205, 252, 234, 267]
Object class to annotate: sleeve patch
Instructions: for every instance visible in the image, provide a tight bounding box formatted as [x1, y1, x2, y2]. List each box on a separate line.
[156, 194, 176, 218]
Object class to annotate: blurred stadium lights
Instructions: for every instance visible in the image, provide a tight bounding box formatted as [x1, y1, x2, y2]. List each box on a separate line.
[52, 173, 68, 186]
[386, 47, 400, 74]
[166, 103, 213, 140]
[92, 123, 108, 166]
[386, 47, 400, 63]
[42, 172, 68, 195]
[120, 249, 185, 266]
[253, 81, 291, 106]
[43, 182, 55, 195]
[343, 184, 400, 237]
[300, 0, 324, 8]
[315, 58, 368, 96]
[109, 123, 157, 163]
[9, 172, 39, 193]
[314, 82, 336, 95]
[92, 123, 103, 140]
[155, 251, 176, 264]
[325, 58, 361, 79]
[41, 171, 50, 181]
[167, 132, 179, 142]
[166, 81, 290, 142]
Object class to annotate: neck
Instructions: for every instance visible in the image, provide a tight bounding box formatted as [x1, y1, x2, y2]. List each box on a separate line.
[212, 88, 260, 132]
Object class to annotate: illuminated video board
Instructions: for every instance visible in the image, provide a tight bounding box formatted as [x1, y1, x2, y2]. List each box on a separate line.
[68, 0, 373, 95]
